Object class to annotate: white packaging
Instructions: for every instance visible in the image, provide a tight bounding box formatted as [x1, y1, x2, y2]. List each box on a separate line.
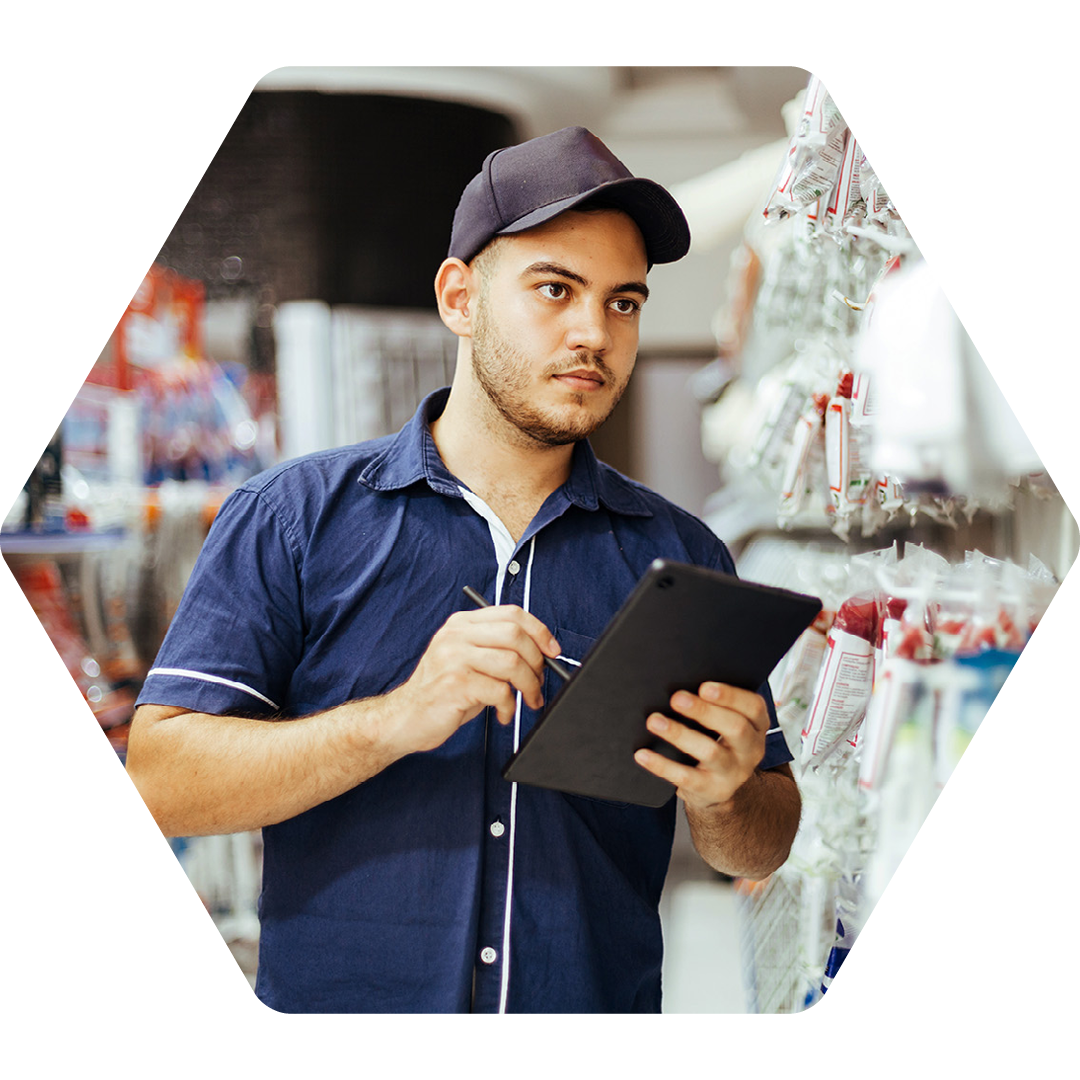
[801, 623, 876, 766]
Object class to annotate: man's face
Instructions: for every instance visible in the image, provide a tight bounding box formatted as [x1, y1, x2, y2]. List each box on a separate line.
[468, 209, 649, 447]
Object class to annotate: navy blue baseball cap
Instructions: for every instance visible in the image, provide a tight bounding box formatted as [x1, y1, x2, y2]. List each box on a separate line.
[448, 126, 691, 268]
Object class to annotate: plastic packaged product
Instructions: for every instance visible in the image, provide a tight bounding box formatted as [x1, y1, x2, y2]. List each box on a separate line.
[876, 475, 905, 515]
[858, 573, 938, 793]
[932, 554, 1021, 658]
[881, 542, 949, 661]
[800, 591, 879, 767]
[825, 374, 875, 535]
[825, 379, 871, 515]
[777, 401, 827, 525]
[764, 75, 850, 223]
[745, 345, 840, 481]
[747, 369, 812, 476]
[858, 150, 892, 223]
[858, 657, 928, 792]
[799, 545, 905, 767]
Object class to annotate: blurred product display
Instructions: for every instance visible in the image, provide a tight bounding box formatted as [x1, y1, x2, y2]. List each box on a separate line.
[703, 74, 1076, 1011]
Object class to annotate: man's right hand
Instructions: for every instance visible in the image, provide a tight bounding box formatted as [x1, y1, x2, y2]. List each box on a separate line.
[386, 604, 562, 757]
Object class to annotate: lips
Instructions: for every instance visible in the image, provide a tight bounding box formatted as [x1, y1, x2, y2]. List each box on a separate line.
[552, 368, 605, 390]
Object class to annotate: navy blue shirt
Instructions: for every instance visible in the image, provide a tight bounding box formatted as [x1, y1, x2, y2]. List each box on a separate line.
[136, 388, 792, 1013]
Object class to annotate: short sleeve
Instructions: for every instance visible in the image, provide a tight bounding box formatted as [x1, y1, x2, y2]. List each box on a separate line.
[135, 488, 304, 717]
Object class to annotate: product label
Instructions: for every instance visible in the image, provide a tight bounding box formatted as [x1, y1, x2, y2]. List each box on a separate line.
[801, 628, 875, 763]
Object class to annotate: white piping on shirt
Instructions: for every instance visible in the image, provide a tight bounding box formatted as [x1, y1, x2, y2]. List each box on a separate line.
[456, 486, 534, 1015]
[146, 667, 279, 710]
[497, 531, 536, 1014]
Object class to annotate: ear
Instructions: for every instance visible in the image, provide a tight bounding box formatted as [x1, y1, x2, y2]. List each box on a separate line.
[434, 257, 475, 338]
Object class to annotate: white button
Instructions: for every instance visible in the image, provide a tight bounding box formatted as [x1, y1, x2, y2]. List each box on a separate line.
[507, 560, 520, 575]
[489, 820, 505, 838]
[480, 947, 498, 965]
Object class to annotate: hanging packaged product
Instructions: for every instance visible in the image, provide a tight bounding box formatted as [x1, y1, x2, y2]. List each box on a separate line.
[881, 544, 948, 658]
[801, 591, 878, 767]
[744, 343, 841, 482]
[800, 545, 902, 768]
[858, 657, 927, 794]
[964, 550, 1036, 652]
[774, 606, 834, 750]
[764, 75, 850, 224]
[875, 475, 905, 517]
[777, 398, 828, 527]
[859, 543, 946, 777]
[824, 372, 877, 537]
[932, 558, 995, 660]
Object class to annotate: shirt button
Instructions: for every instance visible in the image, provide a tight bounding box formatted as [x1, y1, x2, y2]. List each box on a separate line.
[489, 820, 505, 838]
[480, 947, 498, 965]
[507, 560, 520, 575]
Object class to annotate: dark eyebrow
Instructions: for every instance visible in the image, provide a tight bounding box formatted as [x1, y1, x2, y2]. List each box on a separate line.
[520, 261, 649, 302]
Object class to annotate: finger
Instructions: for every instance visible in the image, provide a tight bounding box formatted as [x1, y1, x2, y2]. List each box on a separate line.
[645, 712, 729, 768]
[481, 652, 544, 712]
[633, 744, 705, 792]
[452, 667, 522, 725]
[695, 683, 770, 733]
[467, 648, 545, 711]
[669, 688, 766, 746]
[442, 615, 549, 683]
[481, 676, 520, 727]
[459, 605, 562, 658]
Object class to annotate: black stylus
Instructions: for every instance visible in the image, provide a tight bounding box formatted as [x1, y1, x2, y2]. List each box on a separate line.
[462, 585, 573, 682]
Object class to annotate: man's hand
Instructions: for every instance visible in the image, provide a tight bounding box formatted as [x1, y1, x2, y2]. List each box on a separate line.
[633, 681, 769, 812]
[386, 604, 563, 758]
[632, 681, 799, 878]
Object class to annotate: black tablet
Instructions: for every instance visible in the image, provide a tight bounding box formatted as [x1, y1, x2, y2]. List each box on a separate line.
[502, 559, 822, 807]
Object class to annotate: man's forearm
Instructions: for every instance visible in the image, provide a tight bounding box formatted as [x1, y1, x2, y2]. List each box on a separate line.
[126, 695, 405, 838]
[684, 764, 801, 880]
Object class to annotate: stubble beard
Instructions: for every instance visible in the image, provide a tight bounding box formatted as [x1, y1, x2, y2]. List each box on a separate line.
[470, 302, 632, 448]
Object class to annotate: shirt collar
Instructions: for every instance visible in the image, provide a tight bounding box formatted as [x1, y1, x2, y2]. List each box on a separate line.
[358, 387, 653, 519]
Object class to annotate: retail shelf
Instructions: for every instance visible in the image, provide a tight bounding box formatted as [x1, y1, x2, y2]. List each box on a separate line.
[0, 528, 129, 557]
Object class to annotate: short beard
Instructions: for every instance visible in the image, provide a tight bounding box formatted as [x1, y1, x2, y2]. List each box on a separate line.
[470, 300, 630, 448]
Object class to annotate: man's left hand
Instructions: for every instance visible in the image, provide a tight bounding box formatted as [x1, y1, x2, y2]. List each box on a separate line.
[633, 682, 769, 812]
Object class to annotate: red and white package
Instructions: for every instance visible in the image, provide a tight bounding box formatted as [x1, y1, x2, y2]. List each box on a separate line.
[876, 544, 946, 668]
[800, 592, 879, 767]
[825, 373, 875, 527]
[857, 558, 941, 791]
[777, 398, 829, 526]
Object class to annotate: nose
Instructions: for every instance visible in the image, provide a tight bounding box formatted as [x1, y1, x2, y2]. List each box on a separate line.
[565, 301, 611, 355]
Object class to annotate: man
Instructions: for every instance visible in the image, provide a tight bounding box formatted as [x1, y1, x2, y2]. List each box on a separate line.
[126, 126, 801, 1014]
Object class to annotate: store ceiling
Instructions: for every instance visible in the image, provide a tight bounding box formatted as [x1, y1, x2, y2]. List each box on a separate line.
[255, 66, 809, 142]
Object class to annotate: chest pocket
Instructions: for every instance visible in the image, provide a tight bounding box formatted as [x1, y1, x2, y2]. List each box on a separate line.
[543, 627, 594, 705]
